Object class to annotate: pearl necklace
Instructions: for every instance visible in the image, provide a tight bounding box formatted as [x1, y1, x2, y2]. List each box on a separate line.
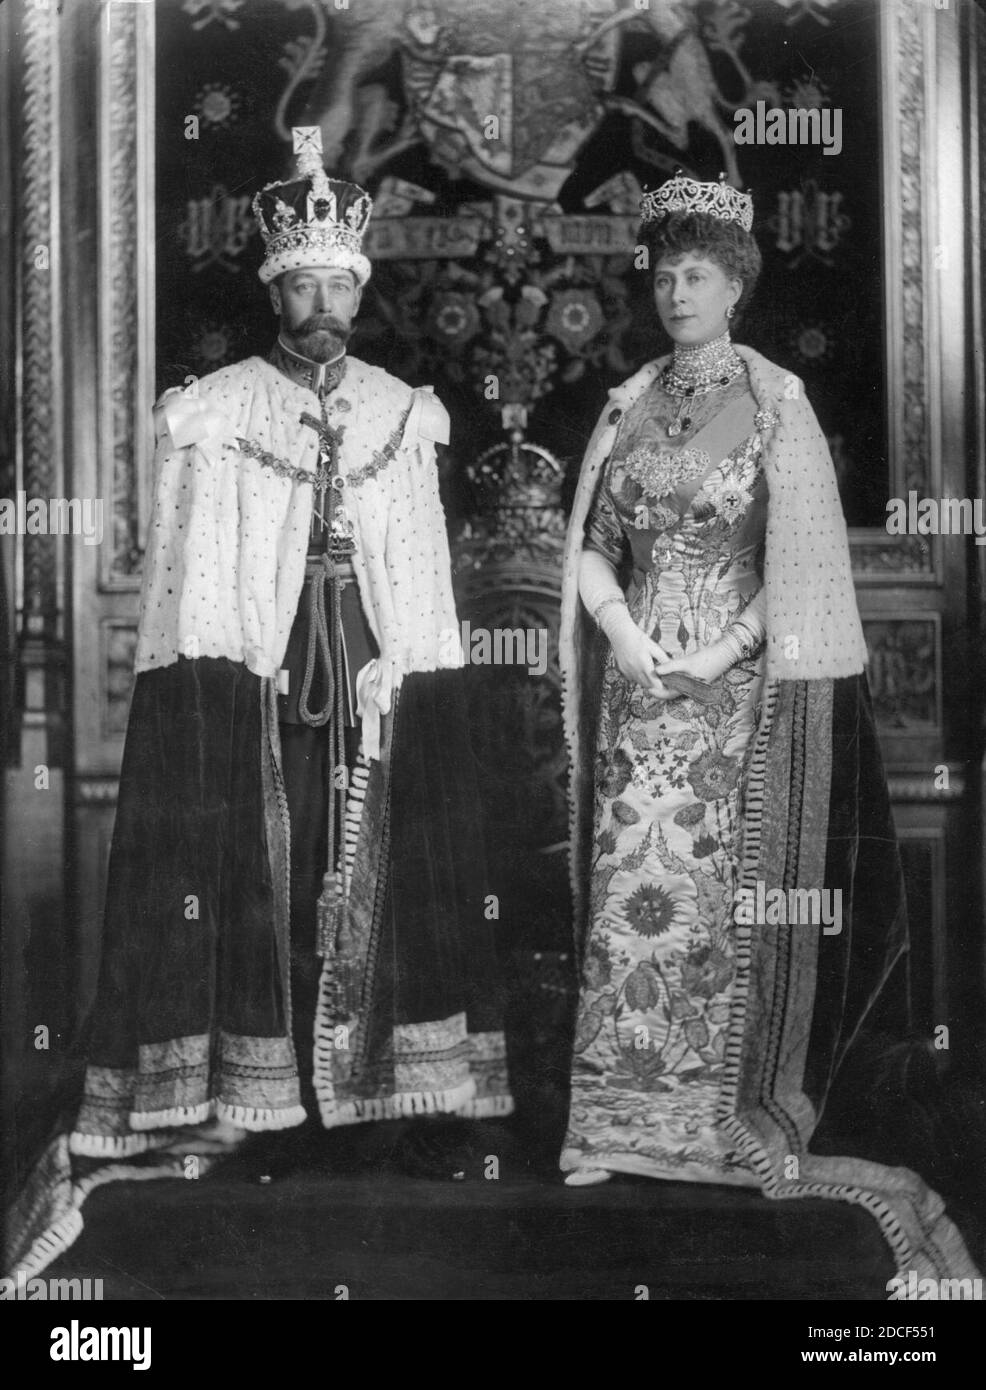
[661, 332, 743, 437]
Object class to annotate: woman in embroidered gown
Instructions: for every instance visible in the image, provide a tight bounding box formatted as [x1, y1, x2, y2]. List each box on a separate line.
[561, 185, 770, 1187]
[556, 174, 980, 1288]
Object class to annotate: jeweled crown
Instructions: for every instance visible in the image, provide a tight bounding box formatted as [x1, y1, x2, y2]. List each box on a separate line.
[252, 127, 374, 286]
[640, 172, 753, 233]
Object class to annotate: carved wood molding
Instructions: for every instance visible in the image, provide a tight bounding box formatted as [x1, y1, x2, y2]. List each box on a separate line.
[19, 0, 62, 634]
[892, 0, 933, 504]
[98, 0, 155, 591]
[852, 0, 940, 584]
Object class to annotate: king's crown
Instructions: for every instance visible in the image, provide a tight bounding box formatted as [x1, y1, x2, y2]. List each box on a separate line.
[252, 127, 374, 286]
[640, 172, 753, 233]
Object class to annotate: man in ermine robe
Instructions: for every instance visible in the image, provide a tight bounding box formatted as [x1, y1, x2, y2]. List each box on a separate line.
[69, 129, 512, 1178]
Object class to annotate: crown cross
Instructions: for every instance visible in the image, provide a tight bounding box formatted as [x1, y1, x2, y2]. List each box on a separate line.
[293, 126, 323, 166]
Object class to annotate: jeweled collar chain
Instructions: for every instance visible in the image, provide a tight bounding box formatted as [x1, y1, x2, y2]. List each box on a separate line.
[269, 337, 347, 397]
[664, 331, 742, 394]
[661, 331, 743, 437]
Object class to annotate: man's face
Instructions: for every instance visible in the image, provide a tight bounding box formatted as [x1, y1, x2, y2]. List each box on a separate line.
[270, 267, 362, 362]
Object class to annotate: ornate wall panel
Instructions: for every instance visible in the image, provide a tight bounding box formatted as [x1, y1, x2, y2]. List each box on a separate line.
[862, 616, 941, 737]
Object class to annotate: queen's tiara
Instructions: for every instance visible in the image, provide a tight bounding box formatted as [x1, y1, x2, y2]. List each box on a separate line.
[640, 172, 753, 233]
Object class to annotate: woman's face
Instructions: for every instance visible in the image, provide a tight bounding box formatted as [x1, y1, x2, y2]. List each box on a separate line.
[653, 252, 742, 347]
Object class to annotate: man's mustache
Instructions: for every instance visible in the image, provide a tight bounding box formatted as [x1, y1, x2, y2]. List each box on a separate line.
[296, 313, 350, 336]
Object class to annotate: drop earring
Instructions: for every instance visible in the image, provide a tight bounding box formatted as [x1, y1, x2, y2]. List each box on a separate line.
[726, 305, 735, 320]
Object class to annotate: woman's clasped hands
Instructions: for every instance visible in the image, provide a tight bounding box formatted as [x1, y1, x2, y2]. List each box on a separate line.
[607, 607, 732, 697]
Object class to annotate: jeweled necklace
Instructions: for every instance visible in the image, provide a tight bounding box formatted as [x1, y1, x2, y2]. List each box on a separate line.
[661, 331, 743, 438]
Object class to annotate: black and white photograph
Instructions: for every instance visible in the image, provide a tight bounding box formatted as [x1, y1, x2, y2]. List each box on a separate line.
[2, 0, 985, 1329]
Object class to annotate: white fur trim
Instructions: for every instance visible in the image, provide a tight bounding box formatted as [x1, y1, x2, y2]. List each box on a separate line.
[258, 244, 371, 287]
[215, 1102, 307, 1131]
[7, 1211, 85, 1282]
[126, 1100, 306, 1134]
[129, 1102, 214, 1131]
[456, 1094, 515, 1118]
[68, 1131, 157, 1157]
[318, 1079, 478, 1129]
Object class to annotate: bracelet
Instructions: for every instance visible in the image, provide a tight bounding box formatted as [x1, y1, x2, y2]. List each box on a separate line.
[721, 624, 764, 662]
[743, 635, 765, 660]
[592, 596, 627, 626]
[734, 626, 765, 660]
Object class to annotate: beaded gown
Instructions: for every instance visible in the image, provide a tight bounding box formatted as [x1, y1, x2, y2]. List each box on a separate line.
[561, 352, 773, 1185]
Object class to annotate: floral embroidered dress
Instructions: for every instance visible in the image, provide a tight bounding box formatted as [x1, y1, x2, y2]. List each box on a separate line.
[561, 369, 772, 1185]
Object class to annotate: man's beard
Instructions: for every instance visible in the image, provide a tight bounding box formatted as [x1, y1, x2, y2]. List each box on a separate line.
[282, 313, 352, 363]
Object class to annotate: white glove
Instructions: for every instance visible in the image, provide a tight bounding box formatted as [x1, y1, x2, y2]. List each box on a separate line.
[579, 548, 671, 694]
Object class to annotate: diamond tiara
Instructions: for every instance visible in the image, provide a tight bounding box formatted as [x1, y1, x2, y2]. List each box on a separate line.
[640, 172, 753, 233]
